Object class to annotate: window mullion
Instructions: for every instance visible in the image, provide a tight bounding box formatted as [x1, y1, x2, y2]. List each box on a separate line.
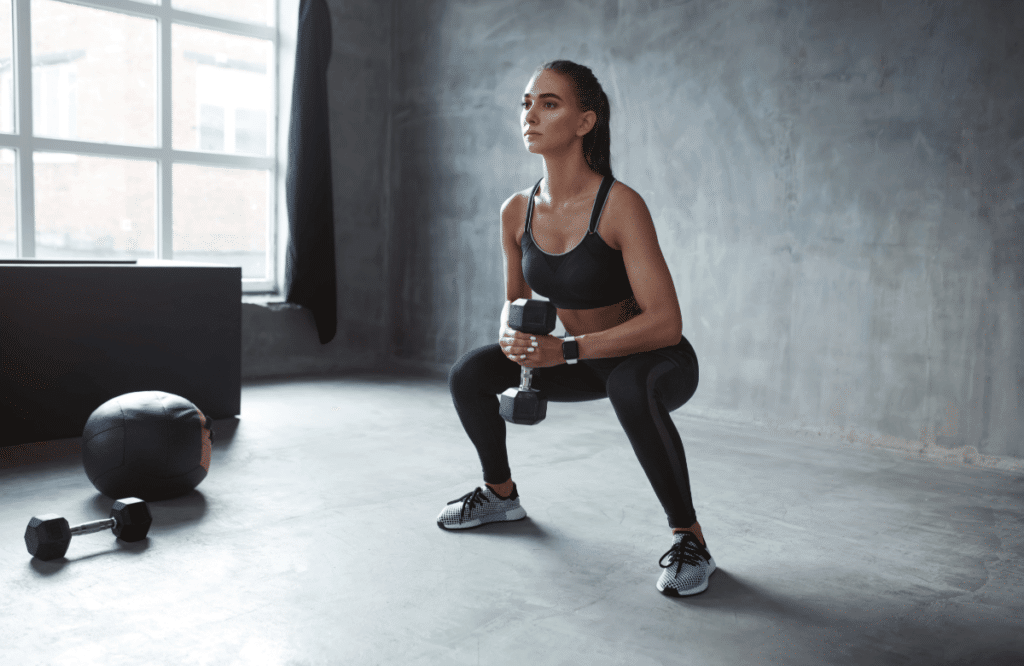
[159, 0, 171, 259]
[269, 0, 279, 293]
[14, 0, 34, 258]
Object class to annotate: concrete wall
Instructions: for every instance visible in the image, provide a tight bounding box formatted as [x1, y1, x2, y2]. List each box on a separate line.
[383, 0, 1024, 461]
[244, 0, 1022, 464]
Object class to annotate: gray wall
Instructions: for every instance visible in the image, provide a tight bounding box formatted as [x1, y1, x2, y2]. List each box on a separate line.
[247, 0, 1024, 463]
[385, 0, 1024, 461]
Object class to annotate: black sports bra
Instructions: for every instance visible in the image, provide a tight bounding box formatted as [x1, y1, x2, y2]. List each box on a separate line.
[520, 176, 635, 310]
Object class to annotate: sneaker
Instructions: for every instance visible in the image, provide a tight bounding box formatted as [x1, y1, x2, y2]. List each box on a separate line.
[656, 531, 716, 596]
[436, 483, 527, 530]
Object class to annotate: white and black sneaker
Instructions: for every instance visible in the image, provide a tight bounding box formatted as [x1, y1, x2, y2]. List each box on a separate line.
[656, 531, 716, 596]
[436, 483, 527, 530]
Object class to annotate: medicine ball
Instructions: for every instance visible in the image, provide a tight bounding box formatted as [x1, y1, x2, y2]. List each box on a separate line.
[82, 391, 214, 501]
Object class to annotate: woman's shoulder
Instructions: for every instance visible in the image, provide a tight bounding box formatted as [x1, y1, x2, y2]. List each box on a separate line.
[605, 180, 653, 223]
[607, 179, 646, 209]
[499, 183, 540, 248]
[602, 180, 654, 250]
[500, 182, 540, 221]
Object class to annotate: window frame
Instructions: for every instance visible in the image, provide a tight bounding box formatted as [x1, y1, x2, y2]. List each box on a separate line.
[0, 0, 283, 294]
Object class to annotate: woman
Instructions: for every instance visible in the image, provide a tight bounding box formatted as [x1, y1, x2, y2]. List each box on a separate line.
[439, 60, 713, 597]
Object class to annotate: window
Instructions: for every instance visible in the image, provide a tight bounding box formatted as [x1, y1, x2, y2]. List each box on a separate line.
[0, 0, 280, 293]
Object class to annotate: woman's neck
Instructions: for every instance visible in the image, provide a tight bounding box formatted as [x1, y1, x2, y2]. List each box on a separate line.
[538, 151, 604, 210]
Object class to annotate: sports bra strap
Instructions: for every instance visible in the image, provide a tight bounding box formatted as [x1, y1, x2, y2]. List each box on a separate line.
[524, 178, 543, 232]
[588, 175, 615, 233]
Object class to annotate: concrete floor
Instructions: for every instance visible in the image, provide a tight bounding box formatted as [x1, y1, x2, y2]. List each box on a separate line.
[1, 374, 1022, 666]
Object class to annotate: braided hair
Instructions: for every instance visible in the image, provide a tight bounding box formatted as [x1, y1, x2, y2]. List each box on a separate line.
[537, 60, 613, 179]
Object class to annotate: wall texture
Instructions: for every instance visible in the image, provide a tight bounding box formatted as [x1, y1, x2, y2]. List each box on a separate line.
[384, 0, 1024, 461]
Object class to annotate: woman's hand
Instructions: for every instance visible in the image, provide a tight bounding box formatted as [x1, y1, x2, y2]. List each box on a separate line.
[499, 327, 565, 368]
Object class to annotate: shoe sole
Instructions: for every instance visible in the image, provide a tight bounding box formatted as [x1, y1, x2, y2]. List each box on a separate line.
[436, 505, 528, 531]
[656, 557, 717, 597]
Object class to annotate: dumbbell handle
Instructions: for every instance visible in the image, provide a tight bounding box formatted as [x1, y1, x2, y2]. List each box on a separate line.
[518, 366, 534, 392]
[70, 518, 118, 537]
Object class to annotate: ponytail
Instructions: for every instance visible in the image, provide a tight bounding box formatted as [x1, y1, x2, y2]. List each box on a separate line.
[538, 60, 613, 179]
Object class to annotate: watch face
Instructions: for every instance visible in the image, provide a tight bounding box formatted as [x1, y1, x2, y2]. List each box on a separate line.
[563, 339, 579, 359]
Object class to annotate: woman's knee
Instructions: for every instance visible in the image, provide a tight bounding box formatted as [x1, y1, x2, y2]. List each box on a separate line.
[448, 343, 511, 395]
[448, 344, 491, 386]
[606, 355, 683, 412]
[605, 359, 650, 409]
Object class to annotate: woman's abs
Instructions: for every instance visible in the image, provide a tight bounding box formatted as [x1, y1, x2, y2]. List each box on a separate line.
[558, 296, 643, 337]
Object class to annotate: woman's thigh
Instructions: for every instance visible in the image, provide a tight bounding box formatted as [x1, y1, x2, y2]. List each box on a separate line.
[605, 344, 699, 412]
[533, 357, 610, 403]
[449, 343, 610, 403]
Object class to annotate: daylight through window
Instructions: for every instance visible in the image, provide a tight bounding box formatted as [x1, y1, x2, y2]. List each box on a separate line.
[0, 0, 278, 289]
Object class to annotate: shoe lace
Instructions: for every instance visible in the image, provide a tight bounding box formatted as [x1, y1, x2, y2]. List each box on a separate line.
[448, 487, 490, 521]
[658, 533, 704, 571]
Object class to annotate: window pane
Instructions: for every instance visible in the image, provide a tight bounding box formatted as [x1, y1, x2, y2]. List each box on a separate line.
[173, 163, 268, 279]
[34, 153, 155, 259]
[199, 103, 224, 151]
[172, 25, 271, 155]
[0, 149, 15, 257]
[0, 0, 12, 133]
[173, 0, 275, 26]
[32, 0, 156, 146]
[235, 107, 266, 156]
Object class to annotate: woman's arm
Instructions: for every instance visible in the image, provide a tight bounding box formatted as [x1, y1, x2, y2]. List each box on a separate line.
[575, 183, 683, 360]
[498, 192, 532, 339]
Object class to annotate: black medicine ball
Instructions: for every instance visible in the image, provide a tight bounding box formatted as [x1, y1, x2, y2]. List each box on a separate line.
[82, 391, 213, 501]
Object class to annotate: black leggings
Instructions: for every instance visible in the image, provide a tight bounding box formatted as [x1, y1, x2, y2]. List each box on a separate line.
[447, 336, 700, 529]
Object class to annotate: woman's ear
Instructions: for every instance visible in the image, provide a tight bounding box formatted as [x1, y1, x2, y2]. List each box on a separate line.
[576, 109, 597, 137]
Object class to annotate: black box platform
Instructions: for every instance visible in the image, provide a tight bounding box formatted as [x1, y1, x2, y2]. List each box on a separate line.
[1, 259, 241, 447]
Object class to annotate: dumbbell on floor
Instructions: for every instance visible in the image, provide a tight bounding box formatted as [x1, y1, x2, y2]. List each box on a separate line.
[500, 298, 559, 426]
[24, 497, 152, 561]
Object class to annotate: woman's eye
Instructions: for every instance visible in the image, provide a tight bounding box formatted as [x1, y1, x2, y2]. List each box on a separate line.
[521, 101, 556, 110]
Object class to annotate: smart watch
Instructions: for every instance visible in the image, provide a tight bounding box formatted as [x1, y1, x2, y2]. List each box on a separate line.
[562, 335, 579, 365]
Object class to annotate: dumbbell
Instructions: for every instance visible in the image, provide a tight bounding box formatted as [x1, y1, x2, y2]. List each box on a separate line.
[500, 298, 559, 425]
[24, 497, 152, 561]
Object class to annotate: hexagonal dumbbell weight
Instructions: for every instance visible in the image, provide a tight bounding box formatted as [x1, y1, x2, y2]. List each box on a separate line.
[500, 298, 559, 425]
[24, 497, 152, 561]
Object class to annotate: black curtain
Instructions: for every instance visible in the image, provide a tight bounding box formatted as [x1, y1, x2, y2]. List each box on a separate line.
[285, 0, 337, 344]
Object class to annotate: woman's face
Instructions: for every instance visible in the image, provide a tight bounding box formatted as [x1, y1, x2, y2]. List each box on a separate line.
[521, 69, 595, 154]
